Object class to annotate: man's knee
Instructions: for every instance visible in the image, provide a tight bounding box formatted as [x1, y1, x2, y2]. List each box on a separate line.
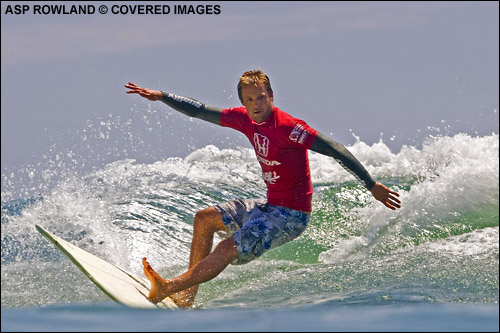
[193, 207, 225, 233]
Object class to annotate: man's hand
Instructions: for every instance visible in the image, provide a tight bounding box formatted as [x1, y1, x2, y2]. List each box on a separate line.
[125, 82, 162, 101]
[370, 182, 401, 210]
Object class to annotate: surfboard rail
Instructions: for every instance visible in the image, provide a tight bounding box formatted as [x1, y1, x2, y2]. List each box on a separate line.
[35, 224, 177, 310]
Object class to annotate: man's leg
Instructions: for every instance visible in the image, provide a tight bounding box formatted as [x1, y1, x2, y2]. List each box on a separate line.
[150, 207, 227, 307]
[143, 235, 238, 304]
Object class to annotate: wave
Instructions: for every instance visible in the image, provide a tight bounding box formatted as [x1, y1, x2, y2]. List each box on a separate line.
[1, 133, 498, 307]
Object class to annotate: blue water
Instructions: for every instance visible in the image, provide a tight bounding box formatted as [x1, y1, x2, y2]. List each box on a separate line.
[2, 303, 499, 332]
[2, 132, 499, 331]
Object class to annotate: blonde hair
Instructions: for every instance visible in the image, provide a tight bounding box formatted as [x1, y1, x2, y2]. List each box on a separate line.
[237, 69, 273, 102]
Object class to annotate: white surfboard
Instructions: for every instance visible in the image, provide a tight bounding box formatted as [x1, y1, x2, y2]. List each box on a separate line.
[35, 224, 177, 310]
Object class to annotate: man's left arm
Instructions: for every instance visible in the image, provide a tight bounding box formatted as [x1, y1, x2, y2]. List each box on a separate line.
[310, 132, 401, 210]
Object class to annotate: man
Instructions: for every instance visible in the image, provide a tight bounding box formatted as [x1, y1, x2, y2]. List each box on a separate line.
[125, 69, 401, 308]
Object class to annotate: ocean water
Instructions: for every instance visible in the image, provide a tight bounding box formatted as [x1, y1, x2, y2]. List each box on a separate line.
[1, 133, 499, 331]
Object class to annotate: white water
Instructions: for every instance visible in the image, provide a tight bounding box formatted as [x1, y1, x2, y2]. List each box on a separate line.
[1, 132, 498, 310]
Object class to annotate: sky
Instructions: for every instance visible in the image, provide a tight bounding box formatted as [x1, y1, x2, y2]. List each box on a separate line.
[1, 1, 499, 199]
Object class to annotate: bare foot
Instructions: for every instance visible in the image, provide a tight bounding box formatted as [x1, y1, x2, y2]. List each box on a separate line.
[142, 257, 170, 303]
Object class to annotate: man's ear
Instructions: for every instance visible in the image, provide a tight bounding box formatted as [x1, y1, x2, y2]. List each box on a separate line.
[268, 89, 274, 101]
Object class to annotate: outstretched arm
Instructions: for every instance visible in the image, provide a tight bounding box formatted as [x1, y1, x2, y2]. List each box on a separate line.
[310, 132, 401, 210]
[125, 82, 222, 126]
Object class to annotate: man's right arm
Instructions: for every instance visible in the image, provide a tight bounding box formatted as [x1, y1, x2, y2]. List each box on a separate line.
[160, 92, 222, 126]
[125, 82, 222, 126]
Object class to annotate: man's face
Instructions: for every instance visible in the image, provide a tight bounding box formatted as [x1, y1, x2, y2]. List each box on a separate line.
[240, 83, 274, 124]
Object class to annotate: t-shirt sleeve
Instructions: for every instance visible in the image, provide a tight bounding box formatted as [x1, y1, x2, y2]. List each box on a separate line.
[284, 119, 318, 149]
[220, 107, 248, 133]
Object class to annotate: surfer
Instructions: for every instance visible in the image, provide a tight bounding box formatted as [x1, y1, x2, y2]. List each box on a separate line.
[125, 69, 401, 307]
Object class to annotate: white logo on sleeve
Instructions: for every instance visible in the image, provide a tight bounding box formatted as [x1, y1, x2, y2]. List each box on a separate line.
[167, 93, 203, 108]
[253, 133, 269, 156]
[289, 124, 308, 145]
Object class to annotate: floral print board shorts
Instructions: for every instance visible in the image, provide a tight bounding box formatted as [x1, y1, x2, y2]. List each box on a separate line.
[215, 199, 310, 265]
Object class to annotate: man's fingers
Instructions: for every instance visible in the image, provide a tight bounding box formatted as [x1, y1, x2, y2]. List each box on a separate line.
[388, 197, 401, 209]
[392, 200, 401, 207]
[378, 192, 401, 210]
[126, 87, 149, 96]
[370, 183, 401, 210]
[390, 195, 401, 204]
[385, 199, 399, 210]
[125, 84, 141, 93]
[386, 203, 396, 210]
[125, 83, 142, 92]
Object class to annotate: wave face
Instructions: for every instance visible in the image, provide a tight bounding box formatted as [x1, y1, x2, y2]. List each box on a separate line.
[1, 133, 498, 308]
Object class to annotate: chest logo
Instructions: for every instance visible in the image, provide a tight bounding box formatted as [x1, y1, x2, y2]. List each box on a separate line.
[253, 133, 269, 157]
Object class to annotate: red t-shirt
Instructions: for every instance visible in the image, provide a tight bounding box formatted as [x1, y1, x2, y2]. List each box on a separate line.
[220, 106, 318, 212]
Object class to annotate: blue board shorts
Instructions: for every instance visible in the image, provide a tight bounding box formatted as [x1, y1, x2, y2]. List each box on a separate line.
[215, 199, 310, 265]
